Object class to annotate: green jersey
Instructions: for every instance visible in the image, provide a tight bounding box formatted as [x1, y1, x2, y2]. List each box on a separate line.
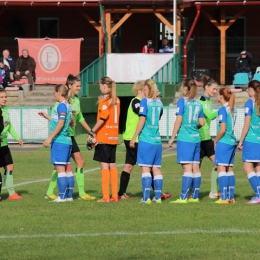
[0, 106, 20, 147]
[198, 95, 218, 141]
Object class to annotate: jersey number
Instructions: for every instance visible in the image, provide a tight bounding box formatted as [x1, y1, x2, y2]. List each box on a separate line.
[188, 105, 199, 123]
[151, 107, 161, 125]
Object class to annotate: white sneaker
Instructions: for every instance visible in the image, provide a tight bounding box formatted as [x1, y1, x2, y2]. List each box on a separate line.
[66, 198, 73, 202]
[49, 196, 66, 202]
[209, 192, 220, 199]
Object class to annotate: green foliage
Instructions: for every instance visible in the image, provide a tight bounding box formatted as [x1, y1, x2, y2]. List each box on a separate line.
[0, 138, 259, 260]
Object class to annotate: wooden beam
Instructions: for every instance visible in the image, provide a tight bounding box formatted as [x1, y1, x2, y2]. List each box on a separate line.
[82, 13, 100, 32]
[226, 10, 245, 28]
[106, 12, 112, 53]
[201, 11, 220, 29]
[176, 16, 181, 53]
[154, 12, 173, 32]
[111, 13, 132, 35]
[105, 8, 174, 13]
[220, 11, 226, 85]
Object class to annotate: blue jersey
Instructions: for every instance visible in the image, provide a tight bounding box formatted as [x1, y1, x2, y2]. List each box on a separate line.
[217, 103, 237, 145]
[139, 98, 163, 145]
[176, 97, 204, 143]
[50, 101, 72, 145]
[244, 99, 260, 144]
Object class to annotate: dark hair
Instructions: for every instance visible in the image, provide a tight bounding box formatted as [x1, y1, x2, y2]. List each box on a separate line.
[66, 74, 80, 87]
[248, 80, 260, 91]
[182, 78, 197, 99]
[219, 87, 235, 116]
[201, 75, 218, 90]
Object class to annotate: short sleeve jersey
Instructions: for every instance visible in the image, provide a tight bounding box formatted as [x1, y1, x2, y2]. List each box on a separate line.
[96, 95, 120, 145]
[244, 99, 260, 144]
[50, 101, 72, 145]
[176, 97, 204, 143]
[139, 98, 163, 145]
[216, 103, 237, 145]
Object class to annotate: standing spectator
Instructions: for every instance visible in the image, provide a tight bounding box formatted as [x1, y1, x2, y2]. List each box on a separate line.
[142, 38, 155, 53]
[159, 37, 174, 53]
[0, 60, 10, 89]
[14, 48, 36, 87]
[235, 51, 253, 81]
[1, 49, 15, 81]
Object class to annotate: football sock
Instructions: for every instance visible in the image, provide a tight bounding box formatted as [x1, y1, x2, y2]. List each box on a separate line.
[4, 170, 15, 196]
[247, 172, 260, 198]
[192, 172, 201, 199]
[110, 167, 118, 199]
[46, 170, 58, 196]
[150, 171, 155, 191]
[256, 172, 260, 184]
[57, 172, 68, 200]
[218, 171, 228, 200]
[180, 172, 193, 200]
[101, 169, 110, 200]
[142, 172, 152, 201]
[66, 172, 75, 199]
[75, 167, 85, 197]
[227, 171, 236, 200]
[210, 167, 218, 194]
[153, 175, 163, 200]
[118, 171, 130, 196]
[0, 172, 2, 195]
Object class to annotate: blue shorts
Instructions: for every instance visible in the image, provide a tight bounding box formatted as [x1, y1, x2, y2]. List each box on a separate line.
[177, 141, 200, 164]
[51, 142, 72, 166]
[137, 140, 162, 167]
[214, 142, 236, 166]
[242, 141, 260, 162]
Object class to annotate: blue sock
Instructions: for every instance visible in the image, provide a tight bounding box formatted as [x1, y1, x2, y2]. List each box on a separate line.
[256, 172, 260, 192]
[57, 172, 68, 200]
[142, 173, 152, 201]
[192, 172, 201, 199]
[218, 171, 228, 200]
[154, 175, 163, 200]
[248, 172, 260, 198]
[66, 172, 75, 199]
[180, 172, 193, 200]
[227, 171, 236, 200]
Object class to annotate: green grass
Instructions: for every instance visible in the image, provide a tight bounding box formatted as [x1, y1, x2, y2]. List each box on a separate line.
[1, 135, 259, 260]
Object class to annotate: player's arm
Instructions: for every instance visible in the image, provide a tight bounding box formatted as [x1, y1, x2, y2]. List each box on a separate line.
[198, 105, 205, 128]
[8, 123, 23, 146]
[131, 98, 141, 114]
[168, 115, 182, 147]
[130, 115, 146, 148]
[214, 122, 226, 145]
[38, 112, 51, 121]
[238, 116, 250, 150]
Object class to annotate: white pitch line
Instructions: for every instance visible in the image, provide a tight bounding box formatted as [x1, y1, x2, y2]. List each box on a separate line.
[2, 152, 177, 190]
[0, 229, 259, 239]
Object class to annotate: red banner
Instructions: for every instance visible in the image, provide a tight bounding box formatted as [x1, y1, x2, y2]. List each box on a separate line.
[17, 38, 82, 84]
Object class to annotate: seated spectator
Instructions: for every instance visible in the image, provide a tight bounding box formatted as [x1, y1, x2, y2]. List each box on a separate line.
[235, 50, 253, 81]
[0, 49, 15, 81]
[0, 60, 10, 89]
[142, 38, 155, 53]
[159, 37, 174, 53]
[14, 48, 36, 87]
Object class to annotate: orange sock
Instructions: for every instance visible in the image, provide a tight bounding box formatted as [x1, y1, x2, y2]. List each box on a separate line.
[110, 167, 118, 199]
[101, 169, 110, 200]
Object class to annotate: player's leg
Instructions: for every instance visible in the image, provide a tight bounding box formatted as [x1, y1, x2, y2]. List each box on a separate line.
[226, 146, 236, 202]
[45, 169, 58, 200]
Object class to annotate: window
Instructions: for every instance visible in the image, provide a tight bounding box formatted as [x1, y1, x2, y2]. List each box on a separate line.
[38, 18, 59, 38]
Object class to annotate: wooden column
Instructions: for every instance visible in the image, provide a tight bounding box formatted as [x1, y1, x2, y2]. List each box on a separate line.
[106, 12, 112, 53]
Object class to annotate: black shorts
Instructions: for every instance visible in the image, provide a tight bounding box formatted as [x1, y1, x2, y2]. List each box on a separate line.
[71, 136, 80, 154]
[93, 144, 117, 163]
[124, 140, 138, 165]
[200, 139, 215, 159]
[0, 146, 13, 167]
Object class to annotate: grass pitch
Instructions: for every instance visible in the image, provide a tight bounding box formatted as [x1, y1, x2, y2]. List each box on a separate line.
[1, 135, 260, 260]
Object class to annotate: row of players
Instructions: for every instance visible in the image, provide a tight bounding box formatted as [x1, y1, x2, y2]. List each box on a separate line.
[0, 75, 260, 204]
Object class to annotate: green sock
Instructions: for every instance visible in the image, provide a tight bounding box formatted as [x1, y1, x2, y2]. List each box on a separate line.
[46, 170, 58, 196]
[4, 170, 15, 196]
[76, 168, 85, 197]
[211, 168, 218, 194]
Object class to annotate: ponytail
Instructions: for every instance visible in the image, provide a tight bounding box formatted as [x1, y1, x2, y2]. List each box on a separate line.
[182, 78, 197, 99]
[254, 85, 260, 116]
[219, 87, 235, 116]
[100, 76, 117, 106]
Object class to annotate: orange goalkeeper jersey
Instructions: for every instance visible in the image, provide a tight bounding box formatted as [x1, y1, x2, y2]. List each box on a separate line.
[96, 94, 120, 145]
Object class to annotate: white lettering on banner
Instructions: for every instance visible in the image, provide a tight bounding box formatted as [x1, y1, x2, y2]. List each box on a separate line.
[38, 44, 62, 73]
[36, 77, 67, 82]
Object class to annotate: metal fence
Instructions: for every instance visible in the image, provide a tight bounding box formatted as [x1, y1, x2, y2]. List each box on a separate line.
[7, 106, 51, 142]
[160, 106, 245, 141]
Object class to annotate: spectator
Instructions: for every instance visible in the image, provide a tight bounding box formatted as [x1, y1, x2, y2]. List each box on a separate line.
[14, 48, 36, 87]
[142, 38, 155, 53]
[159, 37, 174, 53]
[0, 60, 10, 89]
[0, 49, 15, 81]
[235, 51, 253, 81]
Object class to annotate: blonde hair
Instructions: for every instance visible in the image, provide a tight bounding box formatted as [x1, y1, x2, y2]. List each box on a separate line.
[182, 78, 197, 99]
[144, 79, 158, 99]
[132, 80, 145, 96]
[54, 84, 72, 104]
[201, 75, 218, 90]
[100, 76, 117, 105]
[219, 87, 235, 116]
